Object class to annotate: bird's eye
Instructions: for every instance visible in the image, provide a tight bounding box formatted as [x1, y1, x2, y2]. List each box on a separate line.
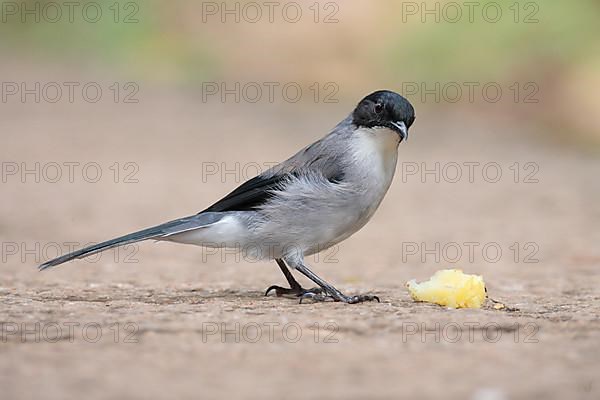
[374, 103, 384, 114]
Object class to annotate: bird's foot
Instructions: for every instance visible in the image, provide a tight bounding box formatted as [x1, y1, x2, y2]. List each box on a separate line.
[299, 291, 334, 303]
[342, 294, 380, 304]
[264, 285, 323, 299]
[299, 290, 380, 304]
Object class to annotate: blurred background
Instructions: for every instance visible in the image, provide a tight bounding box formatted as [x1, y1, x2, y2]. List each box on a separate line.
[2, 0, 600, 143]
[1, 1, 600, 399]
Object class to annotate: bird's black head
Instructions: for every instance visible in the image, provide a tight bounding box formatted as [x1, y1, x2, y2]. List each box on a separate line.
[352, 90, 416, 141]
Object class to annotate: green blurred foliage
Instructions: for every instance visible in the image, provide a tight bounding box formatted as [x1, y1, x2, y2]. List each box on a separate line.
[387, 0, 600, 81]
[0, 0, 217, 81]
[2, 0, 599, 83]
[0, 0, 598, 144]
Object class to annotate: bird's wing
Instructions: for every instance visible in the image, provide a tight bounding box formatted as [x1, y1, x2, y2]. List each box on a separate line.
[199, 172, 295, 213]
[199, 133, 348, 214]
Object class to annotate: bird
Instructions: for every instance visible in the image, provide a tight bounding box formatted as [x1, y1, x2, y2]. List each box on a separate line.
[38, 90, 416, 304]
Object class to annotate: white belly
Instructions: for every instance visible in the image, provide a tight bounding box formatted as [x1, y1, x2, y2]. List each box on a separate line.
[303, 127, 401, 254]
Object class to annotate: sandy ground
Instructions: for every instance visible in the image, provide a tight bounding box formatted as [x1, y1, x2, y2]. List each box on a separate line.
[1, 90, 599, 399]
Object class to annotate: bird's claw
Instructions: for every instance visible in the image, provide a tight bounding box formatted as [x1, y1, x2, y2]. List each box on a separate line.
[345, 294, 380, 304]
[300, 291, 380, 304]
[299, 291, 334, 304]
[265, 285, 323, 298]
[264, 285, 288, 297]
[265, 284, 380, 304]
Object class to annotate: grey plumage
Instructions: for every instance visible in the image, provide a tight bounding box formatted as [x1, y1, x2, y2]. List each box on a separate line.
[39, 117, 357, 269]
[38, 90, 415, 304]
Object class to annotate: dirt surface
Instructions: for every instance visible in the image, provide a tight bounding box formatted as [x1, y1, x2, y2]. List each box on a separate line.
[1, 91, 599, 399]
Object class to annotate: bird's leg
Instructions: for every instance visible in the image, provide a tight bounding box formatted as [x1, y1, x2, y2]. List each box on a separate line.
[285, 256, 380, 304]
[265, 259, 322, 298]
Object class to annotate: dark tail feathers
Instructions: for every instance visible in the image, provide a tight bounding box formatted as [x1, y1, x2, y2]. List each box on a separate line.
[38, 216, 196, 271]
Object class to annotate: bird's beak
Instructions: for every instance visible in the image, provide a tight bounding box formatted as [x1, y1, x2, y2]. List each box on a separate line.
[390, 121, 408, 141]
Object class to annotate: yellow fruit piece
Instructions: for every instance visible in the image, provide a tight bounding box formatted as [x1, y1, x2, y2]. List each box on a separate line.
[406, 269, 486, 309]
